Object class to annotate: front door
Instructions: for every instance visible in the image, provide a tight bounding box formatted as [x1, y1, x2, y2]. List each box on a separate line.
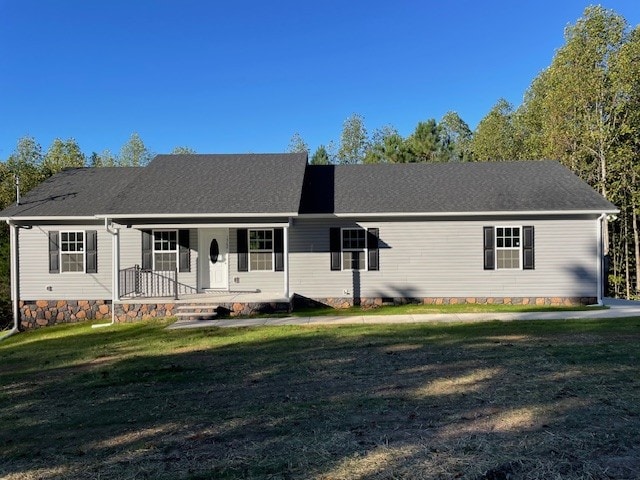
[199, 229, 228, 290]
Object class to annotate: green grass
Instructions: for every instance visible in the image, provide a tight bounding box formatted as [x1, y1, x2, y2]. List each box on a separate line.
[1, 318, 639, 479]
[285, 302, 606, 317]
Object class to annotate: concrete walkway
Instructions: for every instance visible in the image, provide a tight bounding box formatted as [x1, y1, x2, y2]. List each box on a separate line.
[167, 297, 640, 330]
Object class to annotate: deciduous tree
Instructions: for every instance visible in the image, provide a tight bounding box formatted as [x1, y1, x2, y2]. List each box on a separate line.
[42, 138, 85, 176]
[118, 132, 152, 167]
[337, 114, 368, 164]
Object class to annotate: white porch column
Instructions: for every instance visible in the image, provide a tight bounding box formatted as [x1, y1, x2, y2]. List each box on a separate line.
[112, 226, 120, 302]
[283, 225, 289, 298]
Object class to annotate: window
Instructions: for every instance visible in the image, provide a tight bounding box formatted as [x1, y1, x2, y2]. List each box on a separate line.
[60, 231, 85, 273]
[342, 228, 366, 270]
[249, 229, 273, 271]
[495, 227, 521, 269]
[153, 230, 177, 271]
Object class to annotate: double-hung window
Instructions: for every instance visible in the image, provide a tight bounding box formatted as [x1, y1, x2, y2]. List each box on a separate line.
[342, 228, 366, 270]
[495, 227, 521, 269]
[60, 231, 85, 273]
[484, 225, 534, 270]
[249, 229, 273, 271]
[153, 230, 178, 271]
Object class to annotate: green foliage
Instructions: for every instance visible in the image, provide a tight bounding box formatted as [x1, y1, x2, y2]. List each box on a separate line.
[406, 119, 440, 162]
[337, 113, 368, 164]
[438, 111, 473, 161]
[364, 125, 411, 164]
[3, 136, 44, 201]
[42, 138, 85, 176]
[287, 132, 309, 154]
[170, 146, 197, 154]
[118, 132, 152, 167]
[472, 99, 520, 161]
[310, 145, 330, 165]
[89, 149, 117, 167]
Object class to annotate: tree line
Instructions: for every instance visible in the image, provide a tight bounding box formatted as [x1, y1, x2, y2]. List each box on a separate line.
[289, 6, 640, 300]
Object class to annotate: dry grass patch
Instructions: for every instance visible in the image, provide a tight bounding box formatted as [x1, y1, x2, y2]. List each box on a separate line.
[0, 318, 639, 479]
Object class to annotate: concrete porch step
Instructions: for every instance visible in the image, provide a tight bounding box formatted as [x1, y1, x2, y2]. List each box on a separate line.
[175, 311, 218, 319]
[174, 303, 220, 320]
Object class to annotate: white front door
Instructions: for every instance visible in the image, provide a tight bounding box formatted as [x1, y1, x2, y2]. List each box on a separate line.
[199, 229, 228, 290]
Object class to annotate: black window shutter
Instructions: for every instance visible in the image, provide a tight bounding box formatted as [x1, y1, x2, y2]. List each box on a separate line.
[49, 231, 60, 274]
[86, 230, 98, 273]
[274, 228, 284, 272]
[142, 230, 152, 270]
[483, 226, 495, 270]
[523, 226, 535, 270]
[367, 228, 379, 271]
[237, 229, 248, 272]
[178, 229, 191, 272]
[330, 228, 341, 271]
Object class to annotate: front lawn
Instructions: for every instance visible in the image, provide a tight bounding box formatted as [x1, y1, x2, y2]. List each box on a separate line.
[1, 318, 639, 479]
[288, 302, 606, 317]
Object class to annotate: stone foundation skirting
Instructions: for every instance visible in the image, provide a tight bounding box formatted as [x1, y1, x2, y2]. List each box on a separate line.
[294, 295, 598, 309]
[19, 299, 292, 329]
[19, 300, 112, 329]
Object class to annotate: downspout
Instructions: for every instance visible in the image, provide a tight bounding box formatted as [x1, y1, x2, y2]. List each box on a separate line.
[1, 220, 20, 340]
[283, 224, 289, 299]
[596, 213, 607, 306]
[93, 218, 119, 328]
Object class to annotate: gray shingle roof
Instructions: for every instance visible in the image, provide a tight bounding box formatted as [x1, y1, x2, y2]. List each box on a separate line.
[299, 160, 616, 214]
[0, 154, 308, 218]
[0, 157, 616, 219]
[0, 167, 141, 218]
[103, 153, 308, 215]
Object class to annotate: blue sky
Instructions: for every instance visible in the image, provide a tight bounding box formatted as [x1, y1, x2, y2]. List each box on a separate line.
[1, 1, 639, 159]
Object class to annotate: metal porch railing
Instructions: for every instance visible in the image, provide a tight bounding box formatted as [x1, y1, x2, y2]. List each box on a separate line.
[119, 265, 195, 299]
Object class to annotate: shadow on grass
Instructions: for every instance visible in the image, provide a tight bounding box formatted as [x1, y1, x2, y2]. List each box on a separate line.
[1, 318, 639, 479]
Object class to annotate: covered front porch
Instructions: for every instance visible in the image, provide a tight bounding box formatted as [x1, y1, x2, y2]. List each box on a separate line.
[106, 217, 293, 313]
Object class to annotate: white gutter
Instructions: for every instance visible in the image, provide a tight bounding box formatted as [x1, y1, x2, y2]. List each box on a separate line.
[1, 220, 20, 340]
[119, 221, 292, 229]
[92, 218, 119, 328]
[596, 213, 607, 306]
[0, 216, 98, 221]
[94, 212, 299, 219]
[300, 209, 619, 219]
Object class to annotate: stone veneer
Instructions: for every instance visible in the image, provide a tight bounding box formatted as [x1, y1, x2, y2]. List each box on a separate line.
[18, 299, 291, 329]
[20, 300, 112, 329]
[294, 296, 598, 309]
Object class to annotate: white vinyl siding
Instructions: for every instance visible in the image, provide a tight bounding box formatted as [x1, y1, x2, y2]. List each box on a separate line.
[289, 217, 599, 299]
[19, 224, 111, 299]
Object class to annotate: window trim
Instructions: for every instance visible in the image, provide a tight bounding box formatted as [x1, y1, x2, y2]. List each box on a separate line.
[494, 225, 523, 271]
[152, 229, 178, 272]
[341, 227, 368, 271]
[248, 228, 275, 272]
[59, 230, 86, 274]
